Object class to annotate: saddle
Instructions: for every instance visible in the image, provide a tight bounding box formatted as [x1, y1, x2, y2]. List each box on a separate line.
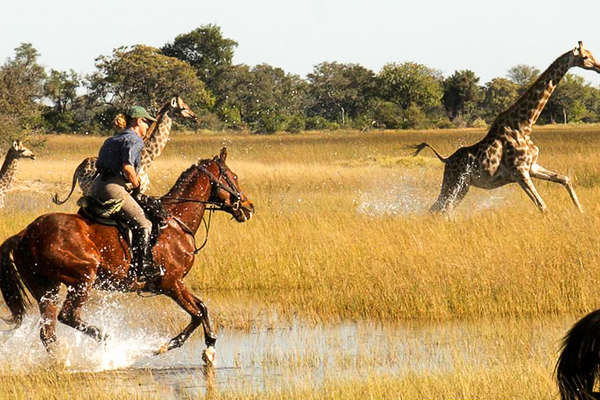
[77, 194, 169, 247]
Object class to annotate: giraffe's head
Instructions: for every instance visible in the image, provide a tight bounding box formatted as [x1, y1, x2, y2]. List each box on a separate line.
[573, 41, 600, 73]
[10, 140, 35, 160]
[170, 96, 198, 122]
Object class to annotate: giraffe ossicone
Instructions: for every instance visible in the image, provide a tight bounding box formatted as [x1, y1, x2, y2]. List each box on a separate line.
[0, 140, 35, 208]
[52, 96, 197, 205]
[412, 41, 600, 213]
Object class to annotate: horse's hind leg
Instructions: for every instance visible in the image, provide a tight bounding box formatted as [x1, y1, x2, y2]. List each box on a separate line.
[58, 280, 107, 342]
[29, 283, 60, 352]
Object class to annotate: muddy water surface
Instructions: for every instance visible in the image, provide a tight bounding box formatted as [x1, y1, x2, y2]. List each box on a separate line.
[0, 293, 572, 398]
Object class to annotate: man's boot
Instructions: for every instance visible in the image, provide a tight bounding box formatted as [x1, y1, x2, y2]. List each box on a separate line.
[132, 229, 165, 286]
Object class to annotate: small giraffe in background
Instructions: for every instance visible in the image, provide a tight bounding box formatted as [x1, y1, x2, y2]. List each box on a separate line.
[52, 96, 197, 204]
[0, 140, 35, 208]
[412, 42, 600, 213]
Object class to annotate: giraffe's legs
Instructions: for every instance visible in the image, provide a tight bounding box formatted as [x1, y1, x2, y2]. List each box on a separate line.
[530, 163, 583, 212]
[430, 166, 471, 213]
[516, 171, 547, 213]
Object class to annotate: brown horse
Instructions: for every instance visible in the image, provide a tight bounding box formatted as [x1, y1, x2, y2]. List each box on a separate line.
[0, 147, 254, 363]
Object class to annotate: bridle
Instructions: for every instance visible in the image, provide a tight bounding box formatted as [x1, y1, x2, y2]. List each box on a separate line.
[161, 158, 248, 254]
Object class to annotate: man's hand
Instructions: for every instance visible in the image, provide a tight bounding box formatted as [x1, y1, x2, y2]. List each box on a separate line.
[122, 163, 140, 189]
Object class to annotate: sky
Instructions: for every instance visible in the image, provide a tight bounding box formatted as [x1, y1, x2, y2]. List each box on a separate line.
[2, 0, 600, 87]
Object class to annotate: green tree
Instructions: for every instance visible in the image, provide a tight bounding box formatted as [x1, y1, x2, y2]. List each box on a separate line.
[88, 45, 214, 127]
[479, 78, 519, 122]
[161, 24, 238, 93]
[507, 64, 540, 95]
[542, 74, 594, 123]
[371, 100, 404, 129]
[442, 70, 481, 121]
[377, 62, 443, 110]
[214, 63, 308, 132]
[42, 69, 81, 132]
[307, 62, 376, 125]
[0, 42, 46, 140]
[44, 69, 80, 114]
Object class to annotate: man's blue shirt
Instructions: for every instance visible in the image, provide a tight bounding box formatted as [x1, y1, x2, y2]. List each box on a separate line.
[96, 129, 144, 177]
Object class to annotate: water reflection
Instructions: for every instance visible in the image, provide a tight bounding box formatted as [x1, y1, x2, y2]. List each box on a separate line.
[0, 296, 576, 398]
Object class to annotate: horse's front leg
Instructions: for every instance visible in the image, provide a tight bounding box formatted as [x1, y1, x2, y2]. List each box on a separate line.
[157, 280, 217, 364]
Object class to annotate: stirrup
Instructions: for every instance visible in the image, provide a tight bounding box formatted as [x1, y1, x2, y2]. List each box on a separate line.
[139, 264, 166, 282]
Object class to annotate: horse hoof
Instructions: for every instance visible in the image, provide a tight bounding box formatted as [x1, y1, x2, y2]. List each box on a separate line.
[202, 346, 216, 366]
[154, 343, 169, 355]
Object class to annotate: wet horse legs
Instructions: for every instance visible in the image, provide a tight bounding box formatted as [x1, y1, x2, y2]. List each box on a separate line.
[35, 286, 60, 352]
[159, 280, 216, 353]
[58, 281, 107, 342]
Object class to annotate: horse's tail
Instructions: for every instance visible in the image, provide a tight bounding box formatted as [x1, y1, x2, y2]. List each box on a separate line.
[0, 233, 29, 328]
[556, 310, 600, 400]
[406, 142, 448, 163]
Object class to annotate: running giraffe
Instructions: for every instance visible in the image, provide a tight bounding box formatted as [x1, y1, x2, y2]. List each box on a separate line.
[412, 42, 600, 213]
[52, 96, 197, 204]
[0, 140, 35, 208]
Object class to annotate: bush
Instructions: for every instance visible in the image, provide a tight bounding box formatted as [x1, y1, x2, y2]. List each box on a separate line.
[401, 103, 430, 129]
[195, 112, 224, 130]
[470, 118, 488, 128]
[251, 108, 285, 134]
[285, 114, 305, 133]
[218, 105, 243, 129]
[352, 114, 376, 131]
[436, 118, 455, 129]
[372, 101, 403, 129]
[305, 116, 329, 130]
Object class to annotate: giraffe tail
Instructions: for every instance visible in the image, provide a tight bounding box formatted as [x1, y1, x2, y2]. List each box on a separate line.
[0, 232, 29, 329]
[406, 142, 448, 163]
[556, 309, 600, 400]
[52, 158, 93, 205]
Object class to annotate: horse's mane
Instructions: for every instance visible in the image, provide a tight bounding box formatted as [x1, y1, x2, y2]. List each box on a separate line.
[163, 158, 214, 199]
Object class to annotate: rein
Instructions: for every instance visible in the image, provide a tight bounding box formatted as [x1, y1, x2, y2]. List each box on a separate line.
[172, 211, 213, 255]
[160, 160, 244, 255]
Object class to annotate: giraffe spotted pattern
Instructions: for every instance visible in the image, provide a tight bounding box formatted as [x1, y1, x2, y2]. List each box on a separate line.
[412, 42, 600, 213]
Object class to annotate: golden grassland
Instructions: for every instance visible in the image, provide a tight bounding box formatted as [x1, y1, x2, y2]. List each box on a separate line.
[2, 126, 600, 323]
[2, 125, 600, 398]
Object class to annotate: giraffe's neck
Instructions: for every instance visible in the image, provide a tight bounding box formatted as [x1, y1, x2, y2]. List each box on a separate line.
[498, 50, 574, 134]
[0, 151, 19, 194]
[140, 104, 173, 169]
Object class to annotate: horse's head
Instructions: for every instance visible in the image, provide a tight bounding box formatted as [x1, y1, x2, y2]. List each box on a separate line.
[204, 147, 254, 222]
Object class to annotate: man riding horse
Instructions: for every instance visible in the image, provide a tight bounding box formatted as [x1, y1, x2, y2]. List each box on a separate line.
[90, 106, 164, 286]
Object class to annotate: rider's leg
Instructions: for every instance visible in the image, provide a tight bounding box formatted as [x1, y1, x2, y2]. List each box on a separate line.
[91, 177, 164, 282]
[120, 194, 165, 282]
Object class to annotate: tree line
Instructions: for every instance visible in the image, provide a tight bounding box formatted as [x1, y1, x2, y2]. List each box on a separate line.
[2, 24, 600, 139]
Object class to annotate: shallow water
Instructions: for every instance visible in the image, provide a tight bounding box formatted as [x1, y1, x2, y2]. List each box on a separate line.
[0, 293, 573, 398]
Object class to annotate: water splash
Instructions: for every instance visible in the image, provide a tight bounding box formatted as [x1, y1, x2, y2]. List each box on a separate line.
[0, 293, 165, 372]
[356, 173, 428, 216]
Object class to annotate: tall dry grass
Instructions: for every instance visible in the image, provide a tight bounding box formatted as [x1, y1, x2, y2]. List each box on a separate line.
[2, 126, 600, 325]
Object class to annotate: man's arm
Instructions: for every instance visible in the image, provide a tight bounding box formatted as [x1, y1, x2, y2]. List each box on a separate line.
[122, 163, 140, 188]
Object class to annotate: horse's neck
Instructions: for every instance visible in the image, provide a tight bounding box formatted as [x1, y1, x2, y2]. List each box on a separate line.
[163, 168, 213, 233]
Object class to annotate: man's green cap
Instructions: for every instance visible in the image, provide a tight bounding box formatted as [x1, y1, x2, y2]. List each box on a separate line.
[126, 106, 156, 122]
